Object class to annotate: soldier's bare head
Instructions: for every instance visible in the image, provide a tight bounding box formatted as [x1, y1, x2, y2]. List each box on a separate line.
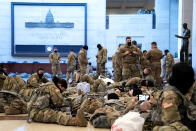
[169, 62, 195, 95]
[54, 47, 58, 53]
[143, 50, 147, 54]
[151, 42, 157, 49]
[97, 44, 102, 50]
[37, 68, 44, 78]
[126, 36, 131, 44]
[69, 49, 73, 52]
[52, 76, 67, 92]
[83, 45, 88, 50]
[164, 49, 169, 55]
[132, 40, 137, 46]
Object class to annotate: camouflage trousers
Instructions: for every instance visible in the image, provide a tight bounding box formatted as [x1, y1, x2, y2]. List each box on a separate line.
[122, 63, 140, 80]
[80, 98, 103, 114]
[30, 108, 72, 125]
[114, 66, 122, 82]
[151, 62, 161, 88]
[165, 66, 172, 81]
[81, 74, 94, 85]
[80, 65, 87, 76]
[92, 79, 106, 92]
[152, 122, 190, 131]
[97, 63, 105, 76]
[0, 97, 27, 115]
[52, 64, 61, 78]
[66, 70, 75, 83]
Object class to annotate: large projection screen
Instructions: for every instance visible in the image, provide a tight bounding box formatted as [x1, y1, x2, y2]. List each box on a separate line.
[11, 2, 87, 57]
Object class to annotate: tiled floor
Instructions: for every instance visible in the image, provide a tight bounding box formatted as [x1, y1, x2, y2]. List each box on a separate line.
[0, 120, 110, 131]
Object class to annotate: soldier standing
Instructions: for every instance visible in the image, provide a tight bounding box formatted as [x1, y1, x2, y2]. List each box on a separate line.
[164, 50, 174, 81]
[66, 49, 77, 83]
[78, 45, 88, 76]
[49, 47, 61, 78]
[146, 42, 162, 88]
[96, 44, 107, 76]
[113, 44, 122, 82]
[119, 36, 140, 80]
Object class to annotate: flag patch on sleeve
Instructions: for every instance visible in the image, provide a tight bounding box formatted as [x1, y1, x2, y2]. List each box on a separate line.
[162, 102, 173, 109]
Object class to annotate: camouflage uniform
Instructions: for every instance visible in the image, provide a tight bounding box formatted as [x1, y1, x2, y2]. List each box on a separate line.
[146, 47, 162, 88]
[165, 52, 174, 80]
[97, 48, 107, 76]
[142, 53, 150, 69]
[28, 82, 87, 127]
[151, 85, 195, 131]
[119, 45, 140, 80]
[78, 48, 88, 76]
[19, 73, 49, 102]
[92, 79, 106, 93]
[81, 74, 94, 85]
[66, 51, 77, 82]
[90, 106, 120, 128]
[0, 74, 6, 90]
[113, 50, 122, 82]
[0, 75, 27, 115]
[49, 52, 61, 77]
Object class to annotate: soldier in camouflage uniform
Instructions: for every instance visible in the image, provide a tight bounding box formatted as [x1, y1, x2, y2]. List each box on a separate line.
[151, 63, 196, 131]
[0, 65, 7, 90]
[113, 44, 123, 82]
[28, 77, 87, 127]
[164, 50, 174, 81]
[132, 40, 145, 70]
[119, 37, 140, 80]
[78, 45, 88, 76]
[146, 42, 162, 88]
[66, 49, 77, 83]
[49, 47, 61, 78]
[0, 75, 27, 114]
[96, 44, 107, 76]
[19, 68, 49, 101]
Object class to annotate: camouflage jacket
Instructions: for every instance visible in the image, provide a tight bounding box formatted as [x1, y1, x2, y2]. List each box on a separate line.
[165, 53, 174, 68]
[0, 74, 6, 90]
[27, 73, 49, 88]
[150, 84, 196, 130]
[49, 52, 61, 65]
[97, 48, 107, 64]
[113, 50, 122, 67]
[146, 47, 162, 63]
[78, 48, 88, 66]
[28, 82, 64, 111]
[67, 51, 77, 67]
[119, 44, 139, 64]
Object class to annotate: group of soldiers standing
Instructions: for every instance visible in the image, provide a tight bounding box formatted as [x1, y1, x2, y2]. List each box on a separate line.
[0, 33, 196, 130]
[112, 36, 174, 88]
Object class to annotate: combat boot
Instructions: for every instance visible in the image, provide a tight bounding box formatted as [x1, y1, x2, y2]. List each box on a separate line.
[76, 109, 87, 127]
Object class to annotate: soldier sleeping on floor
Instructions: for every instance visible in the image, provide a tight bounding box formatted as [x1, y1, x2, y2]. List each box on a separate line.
[0, 63, 196, 130]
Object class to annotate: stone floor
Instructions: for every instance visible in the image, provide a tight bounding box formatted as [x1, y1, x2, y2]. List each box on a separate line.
[0, 114, 110, 131]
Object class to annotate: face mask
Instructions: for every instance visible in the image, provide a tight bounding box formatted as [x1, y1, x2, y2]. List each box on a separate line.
[54, 50, 57, 53]
[38, 73, 43, 78]
[128, 42, 132, 46]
